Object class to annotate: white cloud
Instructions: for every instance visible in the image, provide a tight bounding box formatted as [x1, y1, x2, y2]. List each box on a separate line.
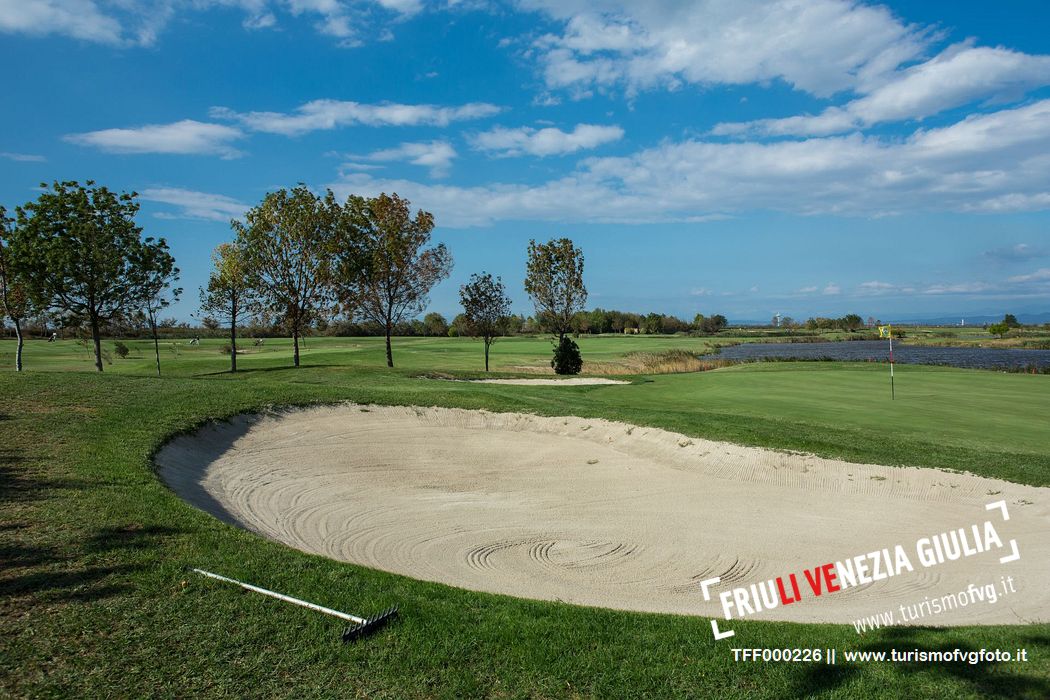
[523, 0, 929, 98]
[715, 44, 1050, 137]
[0, 0, 124, 44]
[139, 187, 249, 221]
[211, 100, 501, 136]
[329, 100, 1050, 227]
[472, 123, 624, 157]
[921, 282, 995, 295]
[982, 243, 1048, 263]
[964, 192, 1050, 213]
[858, 280, 898, 294]
[376, 0, 423, 15]
[796, 286, 818, 294]
[0, 152, 46, 162]
[0, 0, 421, 47]
[65, 120, 245, 158]
[1007, 268, 1050, 283]
[822, 283, 841, 295]
[359, 140, 457, 177]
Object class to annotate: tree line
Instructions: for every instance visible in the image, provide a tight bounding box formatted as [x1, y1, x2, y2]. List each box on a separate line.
[0, 180, 593, 374]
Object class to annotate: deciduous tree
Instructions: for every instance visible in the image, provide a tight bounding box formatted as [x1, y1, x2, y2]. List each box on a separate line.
[524, 238, 586, 342]
[459, 272, 512, 371]
[136, 238, 180, 376]
[0, 207, 31, 371]
[200, 242, 256, 372]
[422, 311, 448, 337]
[336, 193, 452, 368]
[11, 181, 163, 372]
[234, 185, 339, 368]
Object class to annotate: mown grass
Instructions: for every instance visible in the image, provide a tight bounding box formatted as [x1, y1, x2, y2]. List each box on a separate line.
[2, 337, 1049, 698]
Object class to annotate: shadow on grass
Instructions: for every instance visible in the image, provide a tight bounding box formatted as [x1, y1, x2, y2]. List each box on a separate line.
[793, 627, 1050, 699]
[84, 524, 185, 554]
[194, 363, 343, 377]
[0, 451, 94, 505]
[1, 525, 186, 605]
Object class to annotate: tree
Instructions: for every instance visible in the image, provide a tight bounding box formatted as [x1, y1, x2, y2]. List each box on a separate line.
[552, 336, 583, 374]
[0, 208, 32, 371]
[989, 321, 1009, 338]
[201, 315, 220, 331]
[336, 193, 452, 368]
[448, 313, 469, 337]
[136, 238, 180, 376]
[459, 272, 512, 371]
[1004, 313, 1020, 328]
[234, 185, 339, 368]
[423, 312, 448, 337]
[699, 314, 728, 334]
[524, 238, 586, 342]
[200, 242, 256, 372]
[11, 181, 162, 372]
[841, 313, 864, 332]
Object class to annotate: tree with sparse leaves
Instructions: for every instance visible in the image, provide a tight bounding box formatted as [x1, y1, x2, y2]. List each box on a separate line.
[200, 242, 256, 372]
[136, 238, 180, 376]
[234, 185, 339, 368]
[0, 207, 32, 371]
[524, 238, 586, 343]
[10, 181, 169, 372]
[459, 272, 512, 371]
[335, 193, 452, 368]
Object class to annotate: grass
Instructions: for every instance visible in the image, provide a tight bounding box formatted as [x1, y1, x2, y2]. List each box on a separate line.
[2, 336, 1049, 698]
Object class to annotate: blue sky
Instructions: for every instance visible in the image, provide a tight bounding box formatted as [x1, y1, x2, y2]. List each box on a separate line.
[2, 0, 1049, 323]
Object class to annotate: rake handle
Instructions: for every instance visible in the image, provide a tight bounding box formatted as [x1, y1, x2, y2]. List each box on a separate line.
[192, 568, 366, 624]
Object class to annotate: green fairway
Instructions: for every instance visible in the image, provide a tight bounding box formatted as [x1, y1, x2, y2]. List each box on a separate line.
[3, 336, 1048, 698]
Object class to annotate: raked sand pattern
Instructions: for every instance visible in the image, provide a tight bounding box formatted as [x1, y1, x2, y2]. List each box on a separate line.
[156, 404, 1050, 625]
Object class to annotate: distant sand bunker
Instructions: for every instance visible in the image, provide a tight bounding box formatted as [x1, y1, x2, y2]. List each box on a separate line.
[157, 405, 1049, 624]
[463, 378, 629, 385]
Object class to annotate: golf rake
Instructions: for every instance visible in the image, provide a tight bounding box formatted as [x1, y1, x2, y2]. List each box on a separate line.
[192, 568, 398, 642]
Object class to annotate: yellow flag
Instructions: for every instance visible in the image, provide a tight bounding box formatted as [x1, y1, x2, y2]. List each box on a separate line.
[878, 325, 891, 338]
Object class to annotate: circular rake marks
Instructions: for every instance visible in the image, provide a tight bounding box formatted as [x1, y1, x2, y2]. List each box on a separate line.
[156, 404, 1050, 625]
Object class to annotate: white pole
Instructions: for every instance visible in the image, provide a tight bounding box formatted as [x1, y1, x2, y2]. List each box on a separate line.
[193, 568, 366, 624]
[889, 330, 895, 400]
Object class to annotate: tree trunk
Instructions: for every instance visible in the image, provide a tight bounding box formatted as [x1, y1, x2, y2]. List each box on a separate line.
[229, 309, 237, 373]
[148, 308, 161, 377]
[293, 330, 300, 367]
[484, 338, 490, 372]
[90, 314, 103, 372]
[385, 323, 394, 368]
[13, 317, 23, 372]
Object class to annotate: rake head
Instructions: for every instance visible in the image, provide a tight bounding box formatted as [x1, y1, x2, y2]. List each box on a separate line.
[342, 606, 399, 642]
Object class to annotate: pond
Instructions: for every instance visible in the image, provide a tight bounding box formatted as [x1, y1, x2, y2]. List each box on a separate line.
[711, 340, 1050, 370]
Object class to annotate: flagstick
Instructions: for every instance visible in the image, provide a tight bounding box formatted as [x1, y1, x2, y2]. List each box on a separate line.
[889, 331, 895, 400]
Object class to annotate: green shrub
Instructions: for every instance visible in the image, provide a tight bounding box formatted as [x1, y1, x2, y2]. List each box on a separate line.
[551, 336, 583, 375]
[113, 341, 130, 359]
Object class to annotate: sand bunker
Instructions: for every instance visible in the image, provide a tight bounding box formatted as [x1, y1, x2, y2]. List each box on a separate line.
[157, 405, 1049, 625]
[462, 378, 628, 386]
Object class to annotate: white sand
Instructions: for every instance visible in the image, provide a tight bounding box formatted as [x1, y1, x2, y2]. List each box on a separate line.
[157, 404, 1050, 625]
[465, 378, 628, 385]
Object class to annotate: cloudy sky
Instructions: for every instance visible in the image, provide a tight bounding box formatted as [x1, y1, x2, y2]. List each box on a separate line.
[1, 0, 1049, 322]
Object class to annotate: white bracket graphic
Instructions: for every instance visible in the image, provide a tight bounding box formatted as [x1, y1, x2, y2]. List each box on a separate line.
[985, 500, 1010, 521]
[985, 500, 1020, 563]
[999, 539, 1021, 564]
[700, 576, 735, 640]
[711, 620, 735, 640]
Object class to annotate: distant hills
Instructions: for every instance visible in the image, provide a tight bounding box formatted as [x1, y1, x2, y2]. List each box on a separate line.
[733, 312, 1050, 327]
